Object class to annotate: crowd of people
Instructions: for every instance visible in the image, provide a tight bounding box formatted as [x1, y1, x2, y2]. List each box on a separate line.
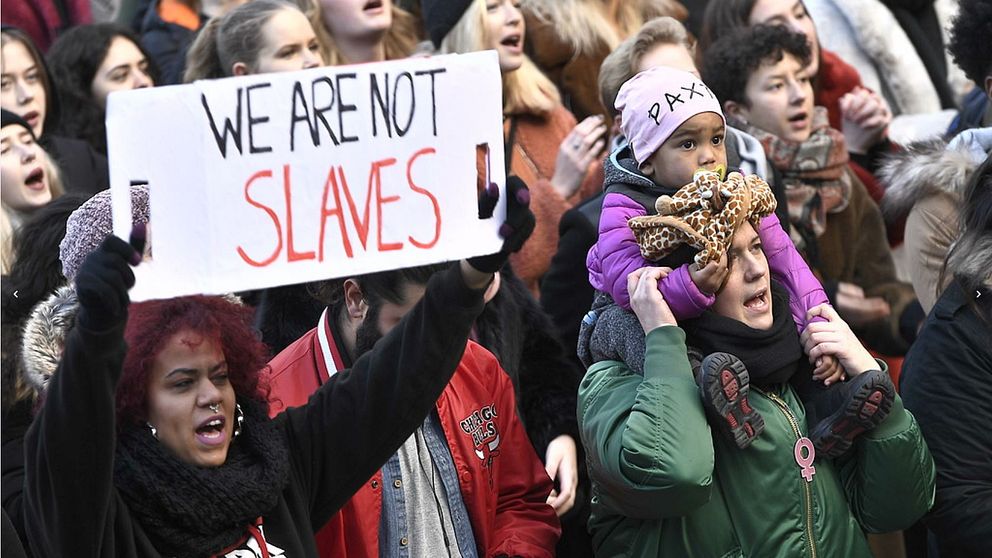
[1, 0, 989, 556]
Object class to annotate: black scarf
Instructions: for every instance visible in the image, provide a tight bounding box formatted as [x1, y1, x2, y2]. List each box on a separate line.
[114, 398, 290, 558]
[682, 283, 805, 387]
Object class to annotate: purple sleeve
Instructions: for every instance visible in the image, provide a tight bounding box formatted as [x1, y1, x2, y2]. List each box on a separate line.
[586, 193, 650, 309]
[758, 213, 830, 330]
[587, 193, 715, 316]
[659, 264, 716, 320]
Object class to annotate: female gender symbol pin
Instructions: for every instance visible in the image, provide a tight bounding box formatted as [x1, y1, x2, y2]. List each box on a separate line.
[794, 437, 816, 482]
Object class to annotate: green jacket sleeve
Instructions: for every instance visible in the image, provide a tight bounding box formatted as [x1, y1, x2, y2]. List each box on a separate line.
[838, 394, 936, 533]
[578, 326, 714, 519]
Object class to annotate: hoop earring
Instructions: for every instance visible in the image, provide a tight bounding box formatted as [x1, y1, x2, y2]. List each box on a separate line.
[234, 403, 244, 438]
[147, 422, 158, 440]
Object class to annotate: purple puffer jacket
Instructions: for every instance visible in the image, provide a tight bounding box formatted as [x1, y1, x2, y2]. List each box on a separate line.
[586, 148, 828, 329]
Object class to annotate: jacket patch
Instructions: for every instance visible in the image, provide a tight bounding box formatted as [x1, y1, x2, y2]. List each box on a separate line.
[222, 522, 286, 557]
[460, 404, 501, 486]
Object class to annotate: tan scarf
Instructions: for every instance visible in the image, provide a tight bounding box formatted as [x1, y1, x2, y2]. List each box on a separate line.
[738, 107, 851, 245]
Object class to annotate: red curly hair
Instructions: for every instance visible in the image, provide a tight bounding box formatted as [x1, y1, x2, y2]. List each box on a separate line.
[117, 296, 271, 427]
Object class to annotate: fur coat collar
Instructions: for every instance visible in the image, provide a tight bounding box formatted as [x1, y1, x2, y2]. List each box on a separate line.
[807, 0, 940, 114]
[880, 128, 992, 221]
[21, 285, 78, 394]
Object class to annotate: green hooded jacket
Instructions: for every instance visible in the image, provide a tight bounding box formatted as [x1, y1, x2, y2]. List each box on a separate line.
[578, 326, 935, 558]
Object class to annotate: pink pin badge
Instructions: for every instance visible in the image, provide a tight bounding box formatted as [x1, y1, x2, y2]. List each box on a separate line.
[794, 437, 816, 482]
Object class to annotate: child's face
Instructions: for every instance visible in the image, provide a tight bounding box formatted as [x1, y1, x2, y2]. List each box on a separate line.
[639, 112, 726, 189]
[729, 53, 815, 143]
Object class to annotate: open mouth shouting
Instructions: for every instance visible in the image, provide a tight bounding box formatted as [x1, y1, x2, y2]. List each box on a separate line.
[787, 111, 809, 131]
[743, 287, 769, 316]
[24, 167, 46, 191]
[363, 0, 385, 14]
[195, 414, 228, 447]
[500, 33, 523, 54]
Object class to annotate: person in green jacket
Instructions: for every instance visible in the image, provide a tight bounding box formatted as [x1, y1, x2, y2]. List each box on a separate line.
[577, 220, 935, 557]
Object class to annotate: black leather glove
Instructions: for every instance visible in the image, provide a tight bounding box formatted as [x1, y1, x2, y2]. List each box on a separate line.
[467, 176, 535, 274]
[75, 226, 145, 331]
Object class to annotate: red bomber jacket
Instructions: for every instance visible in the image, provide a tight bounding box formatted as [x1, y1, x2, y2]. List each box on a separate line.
[266, 309, 561, 558]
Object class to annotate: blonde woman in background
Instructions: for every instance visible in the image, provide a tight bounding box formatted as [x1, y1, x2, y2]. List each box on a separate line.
[521, 0, 688, 121]
[1, 110, 63, 274]
[291, 0, 419, 66]
[427, 0, 606, 295]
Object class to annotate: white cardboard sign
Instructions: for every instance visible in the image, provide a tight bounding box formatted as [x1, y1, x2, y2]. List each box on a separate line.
[107, 51, 505, 301]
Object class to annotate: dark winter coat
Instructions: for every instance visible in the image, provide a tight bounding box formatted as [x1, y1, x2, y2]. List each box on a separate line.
[900, 279, 992, 557]
[253, 283, 325, 355]
[475, 269, 582, 457]
[44, 135, 109, 196]
[22, 266, 488, 557]
[1, 400, 33, 558]
[139, 0, 201, 85]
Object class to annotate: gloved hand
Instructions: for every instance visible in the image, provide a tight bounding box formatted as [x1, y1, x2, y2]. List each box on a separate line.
[75, 226, 145, 331]
[467, 176, 535, 274]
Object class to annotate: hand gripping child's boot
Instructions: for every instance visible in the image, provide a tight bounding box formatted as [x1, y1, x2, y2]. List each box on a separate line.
[808, 368, 895, 458]
[697, 352, 765, 448]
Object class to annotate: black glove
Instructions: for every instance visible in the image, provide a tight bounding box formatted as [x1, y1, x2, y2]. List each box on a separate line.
[75, 226, 145, 331]
[467, 176, 535, 274]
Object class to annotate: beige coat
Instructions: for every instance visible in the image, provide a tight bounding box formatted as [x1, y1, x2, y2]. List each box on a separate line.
[880, 128, 992, 313]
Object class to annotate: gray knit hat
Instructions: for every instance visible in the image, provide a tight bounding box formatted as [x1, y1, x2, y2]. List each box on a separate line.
[59, 185, 150, 281]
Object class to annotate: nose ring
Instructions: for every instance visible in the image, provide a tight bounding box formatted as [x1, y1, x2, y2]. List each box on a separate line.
[209, 403, 220, 414]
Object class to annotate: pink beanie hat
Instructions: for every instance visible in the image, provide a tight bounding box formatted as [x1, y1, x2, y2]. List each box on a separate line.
[616, 66, 725, 165]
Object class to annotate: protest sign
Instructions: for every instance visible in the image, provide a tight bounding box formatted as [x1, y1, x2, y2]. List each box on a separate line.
[107, 51, 505, 301]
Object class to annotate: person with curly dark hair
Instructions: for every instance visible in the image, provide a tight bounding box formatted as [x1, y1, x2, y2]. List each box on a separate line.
[697, 0, 908, 251]
[699, 0, 894, 161]
[702, 24, 922, 358]
[45, 24, 155, 155]
[945, 0, 992, 135]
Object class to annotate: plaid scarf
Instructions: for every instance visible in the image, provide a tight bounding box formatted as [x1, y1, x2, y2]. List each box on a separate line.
[737, 107, 852, 247]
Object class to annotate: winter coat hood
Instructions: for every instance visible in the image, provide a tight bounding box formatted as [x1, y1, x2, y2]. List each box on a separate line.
[21, 285, 78, 394]
[880, 128, 992, 222]
[602, 145, 675, 209]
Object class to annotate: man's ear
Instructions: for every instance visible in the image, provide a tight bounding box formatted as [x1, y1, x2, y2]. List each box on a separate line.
[723, 99, 748, 123]
[342, 279, 367, 321]
[232, 62, 249, 77]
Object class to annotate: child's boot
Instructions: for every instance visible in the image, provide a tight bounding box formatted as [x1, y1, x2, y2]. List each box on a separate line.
[697, 352, 764, 449]
[808, 369, 895, 458]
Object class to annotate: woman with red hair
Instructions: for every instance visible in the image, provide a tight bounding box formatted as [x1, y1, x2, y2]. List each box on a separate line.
[19, 214, 528, 555]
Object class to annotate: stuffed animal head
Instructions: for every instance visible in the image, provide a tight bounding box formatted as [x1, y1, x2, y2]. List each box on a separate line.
[628, 170, 777, 266]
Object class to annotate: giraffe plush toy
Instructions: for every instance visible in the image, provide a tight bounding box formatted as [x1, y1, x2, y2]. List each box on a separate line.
[628, 170, 777, 266]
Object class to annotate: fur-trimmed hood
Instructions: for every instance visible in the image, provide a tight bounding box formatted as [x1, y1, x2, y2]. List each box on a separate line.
[947, 237, 992, 289]
[880, 128, 992, 222]
[21, 285, 78, 394]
